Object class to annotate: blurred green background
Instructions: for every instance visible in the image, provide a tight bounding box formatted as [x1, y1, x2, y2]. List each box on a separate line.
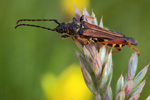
[1, 0, 150, 100]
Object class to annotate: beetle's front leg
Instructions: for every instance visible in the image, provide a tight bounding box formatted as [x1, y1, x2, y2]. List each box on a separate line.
[61, 35, 69, 38]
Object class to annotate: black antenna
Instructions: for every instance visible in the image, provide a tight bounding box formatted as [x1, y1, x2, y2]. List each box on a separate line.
[15, 24, 56, 31]
[16, 19, 60, 24]
[15, 19, 60, 31]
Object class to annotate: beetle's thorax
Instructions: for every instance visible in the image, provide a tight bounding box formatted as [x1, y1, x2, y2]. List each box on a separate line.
[55, 20, 89, 36]
[66, 21, 81, 35]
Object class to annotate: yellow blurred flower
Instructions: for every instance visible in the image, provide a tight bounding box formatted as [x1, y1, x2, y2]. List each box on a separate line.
[41, 64, 93, 100]
[60, 0, 90, 17]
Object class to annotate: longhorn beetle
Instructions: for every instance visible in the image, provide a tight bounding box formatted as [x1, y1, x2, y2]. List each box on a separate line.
[15, 15, 140, 55]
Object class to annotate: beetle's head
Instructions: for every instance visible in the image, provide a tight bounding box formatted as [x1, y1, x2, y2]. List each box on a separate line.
[55, 22, 67, 33]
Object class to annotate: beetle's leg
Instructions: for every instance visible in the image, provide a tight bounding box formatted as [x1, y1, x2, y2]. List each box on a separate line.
[73, 17, 77, 22]
[75, 36, 89, 45]
[112, 47, 121, 53]
[61, 35, 69, 38]
[127, 41, 140, 55]
[80, 15, 84, 22]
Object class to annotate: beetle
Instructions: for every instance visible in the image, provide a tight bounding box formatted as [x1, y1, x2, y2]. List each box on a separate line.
[15, 15, 140, 55]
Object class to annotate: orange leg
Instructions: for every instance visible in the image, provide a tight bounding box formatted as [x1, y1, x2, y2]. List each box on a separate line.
[127, 41, 140, 55]
[74, 36, 89, 45]
[84, 15, 96, 19]
[112, 47, 121, 53]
